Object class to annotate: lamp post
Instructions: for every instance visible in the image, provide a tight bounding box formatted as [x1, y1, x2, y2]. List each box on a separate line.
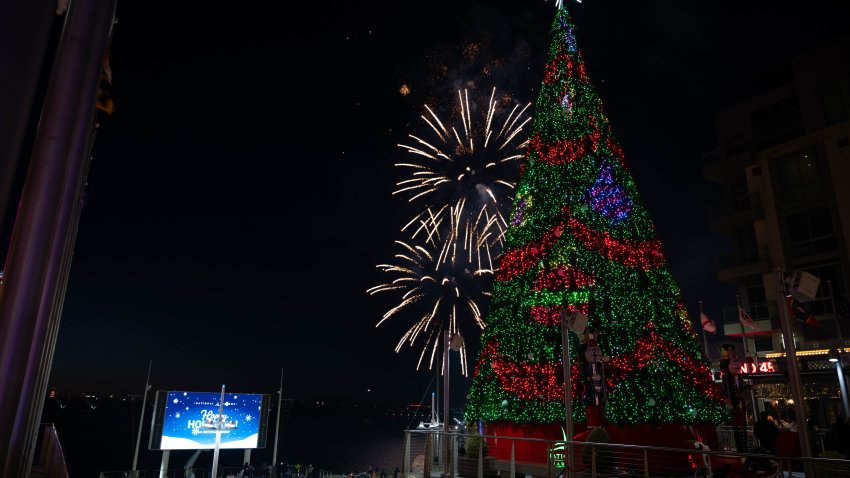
[443, 330, 450, 477]
[442, 330, 463, 478]
[828, 350, 850, 420]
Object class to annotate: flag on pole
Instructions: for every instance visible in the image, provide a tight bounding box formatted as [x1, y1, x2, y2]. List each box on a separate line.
[787, 297, 818, 327]
[738, 305, 758, 330]
[700, 311, 716, 334]
[95, 49, 116, 115]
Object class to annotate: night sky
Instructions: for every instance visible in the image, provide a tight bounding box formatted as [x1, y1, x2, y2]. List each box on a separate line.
[40, 0, 850, 408]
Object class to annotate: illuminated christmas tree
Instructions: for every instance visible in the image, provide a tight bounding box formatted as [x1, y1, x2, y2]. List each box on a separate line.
[464, 4, 728, 435]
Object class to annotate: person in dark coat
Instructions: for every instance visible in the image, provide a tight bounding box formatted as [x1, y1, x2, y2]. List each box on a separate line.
[753, 411, 779, 454]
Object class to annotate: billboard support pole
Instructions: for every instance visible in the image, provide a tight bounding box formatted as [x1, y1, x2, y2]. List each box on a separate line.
[132, 360, 152, 477]
[211, 384, 226, 478]
[272, 369, 284, 472]
[159, 450, 169, 478]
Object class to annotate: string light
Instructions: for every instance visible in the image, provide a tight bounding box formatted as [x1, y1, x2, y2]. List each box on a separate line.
[464, 5, 728, 426]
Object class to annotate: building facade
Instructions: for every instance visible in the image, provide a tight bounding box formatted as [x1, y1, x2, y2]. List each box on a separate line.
[702, 33, 850, 432]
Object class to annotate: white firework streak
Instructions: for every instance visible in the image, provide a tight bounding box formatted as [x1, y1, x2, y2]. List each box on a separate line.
[373, 87, 529, 375]
[395, 87, 530, 250]
[369, 219, 493, 374]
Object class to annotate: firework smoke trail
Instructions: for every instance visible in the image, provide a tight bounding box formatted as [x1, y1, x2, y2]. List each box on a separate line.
[394, 87, 531, 262]
[367, 217, 493, 376]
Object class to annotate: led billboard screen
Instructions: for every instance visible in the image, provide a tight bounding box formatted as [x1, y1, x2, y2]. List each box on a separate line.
[149, 390, 270, 450]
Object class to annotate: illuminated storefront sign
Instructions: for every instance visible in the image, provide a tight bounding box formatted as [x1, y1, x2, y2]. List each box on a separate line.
[739, 361, 776, 374]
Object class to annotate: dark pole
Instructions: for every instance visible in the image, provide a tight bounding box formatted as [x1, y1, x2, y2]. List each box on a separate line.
[827, 281, 850, 418]
[273, 369, 284, 474]
[775, 270, 813, 465]
[560, 311, 574, 478]
[443, 330, 450, 476]
[0, 1, 117, 476]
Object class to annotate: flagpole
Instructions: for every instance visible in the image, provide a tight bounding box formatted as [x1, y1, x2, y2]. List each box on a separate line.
[131, 360, 152, 477]
[736, 295, 748, 360]
[272, 369, 284, 473]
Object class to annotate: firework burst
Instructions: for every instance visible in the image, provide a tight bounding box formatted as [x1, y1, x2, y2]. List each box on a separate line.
[371, 86, 530, 374]
[367, 216, 493, 376]
[394, 87, 531, 262]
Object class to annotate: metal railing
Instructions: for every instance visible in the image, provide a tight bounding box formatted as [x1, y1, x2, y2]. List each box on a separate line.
[709, 192, 762, 223]
[99, 467, 280, 478]
[402, 428, 850, 477]
[99, 471, 208, 478]
[101, 466, 328, 478]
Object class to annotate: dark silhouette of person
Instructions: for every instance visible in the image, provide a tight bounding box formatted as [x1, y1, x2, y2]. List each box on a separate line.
[753, 411, 779, 454]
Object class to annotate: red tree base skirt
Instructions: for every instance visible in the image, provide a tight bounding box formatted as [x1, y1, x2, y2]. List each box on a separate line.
[482, 421, 718, 473]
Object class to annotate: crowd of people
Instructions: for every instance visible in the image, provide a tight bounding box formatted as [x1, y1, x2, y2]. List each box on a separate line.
[342, 465, 399, 478]
[237, 462, 314, 478]
[234, 462, 403, 478]
[751, 410, 850, 458]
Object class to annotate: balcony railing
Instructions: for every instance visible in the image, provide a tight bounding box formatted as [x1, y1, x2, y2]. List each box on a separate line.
[702, 139, 750, 167]
[718, 245, 769, 270]
[709, 193, 763, 224]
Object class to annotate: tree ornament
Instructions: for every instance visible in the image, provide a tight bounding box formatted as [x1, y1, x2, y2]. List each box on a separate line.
[464, 3, 727, 429]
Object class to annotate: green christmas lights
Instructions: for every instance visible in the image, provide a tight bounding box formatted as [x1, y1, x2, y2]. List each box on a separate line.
[464, 5, 728, 426]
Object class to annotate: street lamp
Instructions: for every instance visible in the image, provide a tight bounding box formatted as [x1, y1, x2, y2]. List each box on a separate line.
[829, 348, 850, 419]
[442, 330, 463, 478]
[827, 281, 850, 419]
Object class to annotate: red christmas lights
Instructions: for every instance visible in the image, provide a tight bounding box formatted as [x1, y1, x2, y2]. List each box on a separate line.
[607, 325, 725, 401]
[568, 216, 665, 270]
[533, 266, 595, 291]
[529, 304, 590, 326]
[529, 130, 602, 166]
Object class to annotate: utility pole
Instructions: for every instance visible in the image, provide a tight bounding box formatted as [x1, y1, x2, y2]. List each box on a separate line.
[775, 270, 813, 460]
